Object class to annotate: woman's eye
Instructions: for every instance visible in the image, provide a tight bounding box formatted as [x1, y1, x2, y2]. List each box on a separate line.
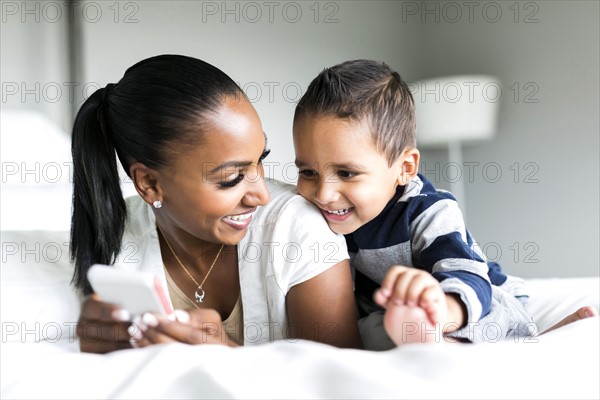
[338, 170, 357, 179]
[258, 149, 271, 164]
[219, 173, 245, 188]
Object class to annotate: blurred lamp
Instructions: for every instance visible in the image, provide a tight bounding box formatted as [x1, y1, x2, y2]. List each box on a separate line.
[413, 75, 501, 217]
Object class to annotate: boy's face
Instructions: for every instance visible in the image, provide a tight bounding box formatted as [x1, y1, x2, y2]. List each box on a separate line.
[293, 115, 404, 235]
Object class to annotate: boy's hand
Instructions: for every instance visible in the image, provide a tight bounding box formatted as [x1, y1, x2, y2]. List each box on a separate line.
[374, 265, 447, 326]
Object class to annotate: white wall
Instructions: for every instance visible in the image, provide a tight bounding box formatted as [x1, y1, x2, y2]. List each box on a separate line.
[1, 2, 71, 129]
[2, 0, 598, 278]
[78, 0, 422, 184]
[412, 1, 599, 278]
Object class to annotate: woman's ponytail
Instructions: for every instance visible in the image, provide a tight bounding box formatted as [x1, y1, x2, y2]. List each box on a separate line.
[70, 85, 126, 294]
[69, 55, 246, 294]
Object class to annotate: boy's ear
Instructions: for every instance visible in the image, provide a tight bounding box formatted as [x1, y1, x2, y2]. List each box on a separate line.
[396, 148, 420, 186]
[129, 162, 162, 205]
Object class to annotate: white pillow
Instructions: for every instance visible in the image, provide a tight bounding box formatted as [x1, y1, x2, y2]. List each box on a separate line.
[1, 230, 82, 343]
[0, 109, 72, 187]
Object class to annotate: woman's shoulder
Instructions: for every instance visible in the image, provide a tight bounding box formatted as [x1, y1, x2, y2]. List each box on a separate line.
[254, 179, 322, 225]
[123, 195, 156, 241]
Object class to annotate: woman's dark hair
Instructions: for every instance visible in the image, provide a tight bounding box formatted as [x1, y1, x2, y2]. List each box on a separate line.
[70, 54, 245, 294]
[294, 59, 416, 166]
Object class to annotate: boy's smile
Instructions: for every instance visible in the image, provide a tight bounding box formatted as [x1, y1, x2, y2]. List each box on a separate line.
[293, 115, 406, 235]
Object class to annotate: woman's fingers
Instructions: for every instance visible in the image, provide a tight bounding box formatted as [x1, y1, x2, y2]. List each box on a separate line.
[129, 309, 237, 347]
[80, 338, 132, 353]
[77, 294, 133, 353]
[80, 293, 131, 322]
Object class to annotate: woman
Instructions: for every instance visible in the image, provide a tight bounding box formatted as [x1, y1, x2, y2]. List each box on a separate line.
[71, 54, 361, 353]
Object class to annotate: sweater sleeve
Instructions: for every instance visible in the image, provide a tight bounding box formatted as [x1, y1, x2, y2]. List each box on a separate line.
[409, 195, 492, 323]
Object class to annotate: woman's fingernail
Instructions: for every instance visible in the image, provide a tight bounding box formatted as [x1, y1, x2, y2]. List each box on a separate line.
[127, 325, 143, 340]
[380, 288, 391, 297]
[142, 313, 159, 327]
[174, 309, 191, 324]
[130, 316, 148, 332]
[112, 309, 131, 322]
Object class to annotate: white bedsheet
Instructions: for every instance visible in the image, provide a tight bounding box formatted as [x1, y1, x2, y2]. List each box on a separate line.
[2, 277, 599, 399]
[1, 318, 598, 399]
[1, 110, 599, 399]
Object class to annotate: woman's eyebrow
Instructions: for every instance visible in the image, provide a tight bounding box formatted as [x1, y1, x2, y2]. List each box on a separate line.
[208, 161, 254, 174]
[208, 134, 269, 174]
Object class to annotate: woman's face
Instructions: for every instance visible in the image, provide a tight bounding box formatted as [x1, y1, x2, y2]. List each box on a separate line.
[155, 96, 271, 245]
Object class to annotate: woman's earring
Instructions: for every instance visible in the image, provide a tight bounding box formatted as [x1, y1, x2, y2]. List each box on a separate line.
[152, 200, 162, 209]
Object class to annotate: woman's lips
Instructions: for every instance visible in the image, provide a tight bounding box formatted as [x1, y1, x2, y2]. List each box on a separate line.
[223, 209, 256, 230]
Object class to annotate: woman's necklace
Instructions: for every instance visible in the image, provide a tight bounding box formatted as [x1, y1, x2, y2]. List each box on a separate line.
[157, 226, 224, 303]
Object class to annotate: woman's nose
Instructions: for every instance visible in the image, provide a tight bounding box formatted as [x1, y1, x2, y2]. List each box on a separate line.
[244, 170, 271, 207]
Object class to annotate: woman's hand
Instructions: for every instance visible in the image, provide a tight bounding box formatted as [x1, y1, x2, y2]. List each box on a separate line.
[77, 294, 133, 353]
[131, 309, 239, 348]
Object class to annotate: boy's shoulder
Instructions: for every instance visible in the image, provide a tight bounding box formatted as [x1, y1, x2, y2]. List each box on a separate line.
[400, 174, 456, 204]
[348, 174, 456, 249]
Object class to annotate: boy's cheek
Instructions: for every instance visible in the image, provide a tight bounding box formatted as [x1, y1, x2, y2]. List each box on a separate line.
[296, 181, 311, 201]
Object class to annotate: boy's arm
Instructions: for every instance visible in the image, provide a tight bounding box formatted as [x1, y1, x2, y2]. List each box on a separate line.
[444, 293, 467, 332]
[409, 195, 492, 325]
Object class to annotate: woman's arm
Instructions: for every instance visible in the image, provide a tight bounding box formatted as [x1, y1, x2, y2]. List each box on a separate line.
[136, 260, 362, 349]
[285, 259, 362, 349]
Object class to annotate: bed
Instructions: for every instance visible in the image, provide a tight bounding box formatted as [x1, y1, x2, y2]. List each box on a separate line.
[1, 111, 599, 399]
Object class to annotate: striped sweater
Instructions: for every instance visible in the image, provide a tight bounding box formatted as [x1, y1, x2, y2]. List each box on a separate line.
[347, 174, 507, 325]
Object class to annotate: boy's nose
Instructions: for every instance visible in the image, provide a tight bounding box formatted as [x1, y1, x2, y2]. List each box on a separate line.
[314, 180, 339, 205]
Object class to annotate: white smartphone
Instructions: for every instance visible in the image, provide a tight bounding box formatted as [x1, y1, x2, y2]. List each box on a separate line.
[87, 264, 174, 318]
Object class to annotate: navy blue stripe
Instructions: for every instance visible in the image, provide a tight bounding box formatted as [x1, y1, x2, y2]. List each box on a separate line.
[487, 262, 508, 286]
[433, 270, 492, 317]
[417, 232, 486, 271]
[349, 174, 455, 249]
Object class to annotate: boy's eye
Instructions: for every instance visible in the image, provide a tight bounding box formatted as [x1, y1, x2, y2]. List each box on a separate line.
[219, 173, 245, 188]
[338, 170, 357, 179]
[298, 169, 316, 179]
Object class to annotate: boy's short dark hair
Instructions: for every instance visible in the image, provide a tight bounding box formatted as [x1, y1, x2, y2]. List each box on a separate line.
[294, 59, 416, 165]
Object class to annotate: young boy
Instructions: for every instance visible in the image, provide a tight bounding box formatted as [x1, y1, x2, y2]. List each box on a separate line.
[292, 59, 596, 349]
